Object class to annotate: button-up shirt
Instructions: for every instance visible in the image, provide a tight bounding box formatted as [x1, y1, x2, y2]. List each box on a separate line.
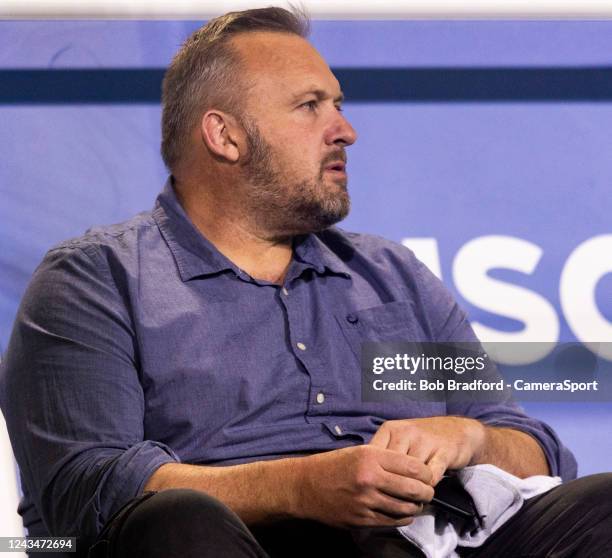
[1, 179, 577, 545]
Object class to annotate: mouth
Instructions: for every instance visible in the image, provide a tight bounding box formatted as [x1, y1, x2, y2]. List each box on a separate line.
[324, 161, 346, 174]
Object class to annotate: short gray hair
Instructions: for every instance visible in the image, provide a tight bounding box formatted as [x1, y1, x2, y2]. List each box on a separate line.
[161, 6, 310, 172]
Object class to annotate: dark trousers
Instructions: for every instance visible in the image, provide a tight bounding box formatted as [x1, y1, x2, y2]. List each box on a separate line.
[87, 473, 612, 558]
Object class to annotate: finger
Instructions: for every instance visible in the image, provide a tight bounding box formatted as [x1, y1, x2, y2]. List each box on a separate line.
[378, 469, 435, 503]
[369, 427, 391, 448]
[379, 449, 434, 486]
[406, 441, 435, 465]
[356, 509, 416, 528]
[386, 432, 411, 454]
[370, 492, 424, 521]
[427, 449, 449, 486]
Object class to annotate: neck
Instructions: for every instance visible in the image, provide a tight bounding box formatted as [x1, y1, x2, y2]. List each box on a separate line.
[174, 176, 293, 285]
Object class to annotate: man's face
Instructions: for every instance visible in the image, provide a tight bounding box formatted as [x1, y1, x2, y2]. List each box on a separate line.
[230, 31, 358, 236]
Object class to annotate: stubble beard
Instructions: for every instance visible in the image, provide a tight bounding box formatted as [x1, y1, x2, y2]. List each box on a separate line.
[239, 117, 350, 237]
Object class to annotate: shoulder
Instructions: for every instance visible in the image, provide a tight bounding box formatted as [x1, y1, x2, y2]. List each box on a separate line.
[36, 211, 162, 290]
[47, 210, 156, 262]
[24, 211, 158, 315]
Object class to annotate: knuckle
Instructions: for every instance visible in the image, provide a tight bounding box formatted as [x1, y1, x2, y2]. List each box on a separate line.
[354, 444, 374, 461]
[403, 480, 418, 498]
[354, 467, 375, 489]
[355, 510, 377, 527]
[423, 484, 435, 502]
[369, 511, 393, 527]
[387, 498, 422, 518]
[404, 458, 429, 481]
[403, 501, 423, 515]
[381, 420, 403, 434]
[404, 478, 433, 502]
[404, 458, 420, 475]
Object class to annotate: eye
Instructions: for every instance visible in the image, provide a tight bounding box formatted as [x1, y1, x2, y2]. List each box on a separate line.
[300, 100, 318, 111]
[335, 104, 344, 113]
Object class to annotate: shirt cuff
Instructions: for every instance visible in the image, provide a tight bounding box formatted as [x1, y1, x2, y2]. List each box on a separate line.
[483, 416, 577, 481]
[93, 441, 180, 533]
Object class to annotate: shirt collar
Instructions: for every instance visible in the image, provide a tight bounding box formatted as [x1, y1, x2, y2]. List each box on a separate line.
[292, 232, 353, 280]
[153, 177, 352, 283]
[153, 178, 240, 281]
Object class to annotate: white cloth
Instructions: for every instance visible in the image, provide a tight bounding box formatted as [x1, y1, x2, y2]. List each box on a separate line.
[397, 464, 561, 558]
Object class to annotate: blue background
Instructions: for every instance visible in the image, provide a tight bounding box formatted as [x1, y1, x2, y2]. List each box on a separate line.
[1, 20, 610, 474]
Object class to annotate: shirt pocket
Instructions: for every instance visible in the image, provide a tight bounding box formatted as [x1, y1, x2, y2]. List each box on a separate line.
[335, 300, 428, 362]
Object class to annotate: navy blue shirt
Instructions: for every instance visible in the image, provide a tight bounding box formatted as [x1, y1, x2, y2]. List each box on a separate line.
[1, 179, 577, 545]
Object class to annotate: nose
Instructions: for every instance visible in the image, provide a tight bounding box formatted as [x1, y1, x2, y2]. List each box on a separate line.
[324, 110, 358, 147]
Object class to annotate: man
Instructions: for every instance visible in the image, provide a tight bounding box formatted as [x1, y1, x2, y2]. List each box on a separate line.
[1, 7, 610, 558]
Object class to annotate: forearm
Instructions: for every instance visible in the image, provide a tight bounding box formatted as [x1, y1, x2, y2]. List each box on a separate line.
[144, 445, 436, 530]
[144, 457, 304, 525]
[472, 425, 550, 478]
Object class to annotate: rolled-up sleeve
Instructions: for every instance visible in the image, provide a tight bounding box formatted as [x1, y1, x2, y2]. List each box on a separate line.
[443, 311, 578, 481]
[1, 243, 179, 542]
[411, 252, 578, 482]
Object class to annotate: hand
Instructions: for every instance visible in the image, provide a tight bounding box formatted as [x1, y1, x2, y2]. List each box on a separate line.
[370, 417, 487, 485]
[293, 445, 434, 528]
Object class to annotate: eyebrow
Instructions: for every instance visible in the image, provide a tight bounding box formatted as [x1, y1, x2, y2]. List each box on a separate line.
[291, 88, 345, 104]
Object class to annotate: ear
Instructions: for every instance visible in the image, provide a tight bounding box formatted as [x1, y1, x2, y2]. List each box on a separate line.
[199, 110, 243, 163]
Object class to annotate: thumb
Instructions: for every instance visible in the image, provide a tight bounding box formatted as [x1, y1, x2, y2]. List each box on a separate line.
[427, 450, 448, 486]
[369, 426, 391, 448]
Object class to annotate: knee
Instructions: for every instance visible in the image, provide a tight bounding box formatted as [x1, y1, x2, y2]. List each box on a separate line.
[113, 489, 249, 557]
[568, 473, 612, 501]
[151, 488, 234, 516]
[123, 488, 240, 532]
[559, 473, 612, 519]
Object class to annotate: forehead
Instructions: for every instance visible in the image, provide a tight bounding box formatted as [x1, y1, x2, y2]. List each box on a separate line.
[229, 31, 341, 99]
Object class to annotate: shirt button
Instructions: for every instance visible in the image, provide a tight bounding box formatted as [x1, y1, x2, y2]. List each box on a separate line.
[282, 287, 289, 296]
[297, 342, 307, 351]
[334, 425, 343, 435]
[346, 314, 358, 324]
[316, 392, 325, 404]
